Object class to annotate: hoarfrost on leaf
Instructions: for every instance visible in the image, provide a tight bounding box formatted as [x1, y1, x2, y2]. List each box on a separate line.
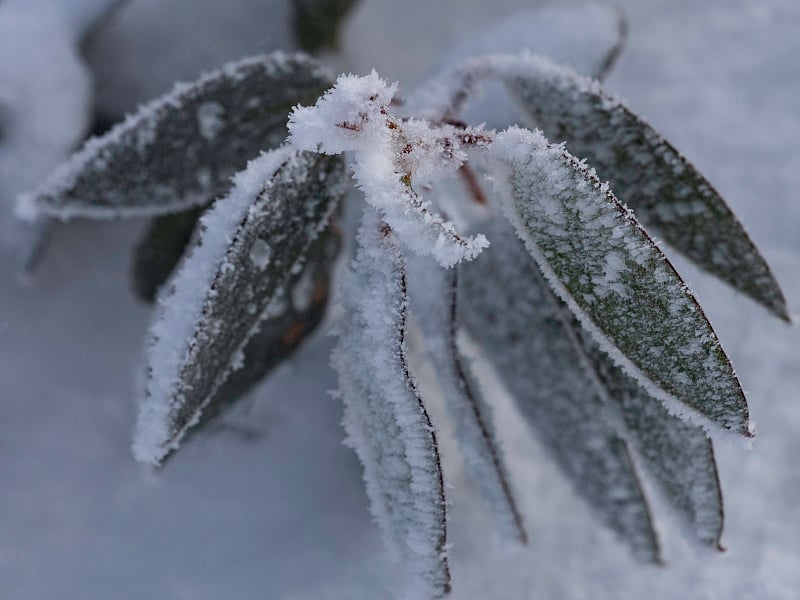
[18, 52, 333, 221]
[134, 147, 345, 465]
[485, 126, 750, 437]
[288, 71, 489, 267]
[332, 209, 450, 598]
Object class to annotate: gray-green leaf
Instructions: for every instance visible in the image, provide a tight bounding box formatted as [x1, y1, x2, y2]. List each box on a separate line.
[332, 210, 450, 598]
[507, 55, 789, 321]
[407, 253, 527, 544]
[18, 53, 332, 221]
[487, 127, 750, 437]
[463, 216, 723, 551]
[133, 147, 345, 466]
[459, 217, 660, 562]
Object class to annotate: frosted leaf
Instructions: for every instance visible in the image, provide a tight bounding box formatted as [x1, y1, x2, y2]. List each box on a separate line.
[18, 53, 333, 221]
[576, 328, 724, 549]
[169, 227, 341, 455]
[459, 217, 660, 562]
[406, 2, 625, 125]
[464, 216, 724, 551]
[288, 72, 489, 267]
[332, 210, 450, 598]
[506, 54, 789, 321]
[487, 127, 750, 437]
[133, 147, 346, 465]
[407, 253, 527, 544]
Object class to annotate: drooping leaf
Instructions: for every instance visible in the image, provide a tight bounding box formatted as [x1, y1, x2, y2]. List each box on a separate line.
[131, 207, 205, 303]
[133, 147, 346, 466]
[463, 216, 724, 551]
[459, 217, 661, 562]
[506, 55, 789, 321]
[290, 0, 359, 53]
[18, 52, 332, 221]
[407, 253, 527, 544]
[333, 210, 450, 598]
[575, 328, 725, 549]
[177, 223, 341, 446]
[486, 127, 750, 437]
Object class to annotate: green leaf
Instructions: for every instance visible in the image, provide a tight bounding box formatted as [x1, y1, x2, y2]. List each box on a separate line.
[18, 53, 332, 221]
[487, 127, 750, 437]
[133, 148, 346, 466]
[463, 216, 724, 551]
[507, 56, 789, 321]
[459, 218, 660, 562]
[291, 0, 359, 53]
[332, 210, 450, 598]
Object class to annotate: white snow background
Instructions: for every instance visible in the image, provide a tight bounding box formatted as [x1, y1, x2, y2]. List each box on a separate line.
[1, 0, 799, 598]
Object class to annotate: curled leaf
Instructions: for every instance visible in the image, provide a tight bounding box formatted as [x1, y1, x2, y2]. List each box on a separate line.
[486, 127, 750, 437]
[133, 147, 346, 466]
[333, 210, 450, 598]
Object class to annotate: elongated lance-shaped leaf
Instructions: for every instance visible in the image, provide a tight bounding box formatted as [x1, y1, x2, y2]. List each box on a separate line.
[17, 52, 333, 221]
[170, 224, 342, 456]
[465, 216, 724, 550]
[407, 253, 527, 545]
[486, 127, 750, 437]
[459, 217, 660, 563]
[133, 147, 346, 466]
[332, 210, 450, 599]
[575, 327, 725, 549]
[504, 54, 789, 321]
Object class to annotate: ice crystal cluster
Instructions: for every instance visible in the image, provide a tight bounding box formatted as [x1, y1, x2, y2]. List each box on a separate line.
[13, 4, 791, 598]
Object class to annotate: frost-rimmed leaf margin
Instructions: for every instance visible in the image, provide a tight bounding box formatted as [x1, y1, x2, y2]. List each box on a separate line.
[333, 210, 450, 598]
[502, 52, 789, 321]
[17, 52, 333, 221]
[133, 146, 346, 465]
[458, 217, 661, 562]
[407, 252, 527, 544]
[481, 126, 751, 438]
[461, 215, 724, 552]
[409, 51, 789, 321]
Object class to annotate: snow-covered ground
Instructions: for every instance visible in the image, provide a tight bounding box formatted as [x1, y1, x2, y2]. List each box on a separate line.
[1, 0, 799, 598]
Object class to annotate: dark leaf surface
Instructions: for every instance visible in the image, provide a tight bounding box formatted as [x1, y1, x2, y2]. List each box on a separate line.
[134, 148, 345, 465]
[508, 57, 789, 320]
[489, 127, 750, 436]
[20, 53, 332, 220]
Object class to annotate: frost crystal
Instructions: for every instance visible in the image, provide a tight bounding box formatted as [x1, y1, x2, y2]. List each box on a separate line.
[288, 72, 488, 267]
